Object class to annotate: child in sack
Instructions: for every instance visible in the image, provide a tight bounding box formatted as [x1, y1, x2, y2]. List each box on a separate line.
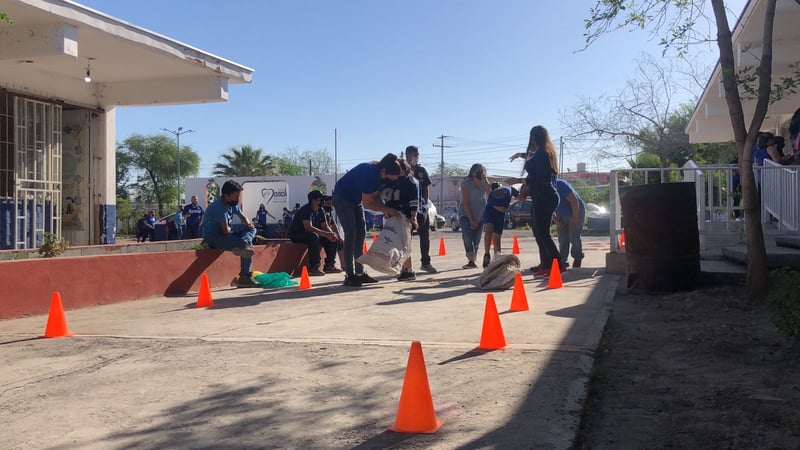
[380, 159, 420, 280]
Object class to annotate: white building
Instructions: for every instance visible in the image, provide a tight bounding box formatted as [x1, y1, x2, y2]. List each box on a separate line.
[0, 0, 252, 249]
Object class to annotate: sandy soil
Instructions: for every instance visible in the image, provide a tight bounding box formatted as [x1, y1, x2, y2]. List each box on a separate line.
[576, 284, 800, 449]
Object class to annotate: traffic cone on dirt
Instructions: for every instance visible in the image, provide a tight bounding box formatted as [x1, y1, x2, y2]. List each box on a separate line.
[390, 341, 444, 434]
[478, 293, 506, 350]
[196, 273, 214, 308]
[363, 241, 369, 254]
[43, 292, 71, 338]
[299, 266, 312, 290]
[372, 234, 377, 243]
[512, 235, 520, 255]
[437, 237, 446, 256]
[547, 258, 563, 289]
[509, 272, 529, 312]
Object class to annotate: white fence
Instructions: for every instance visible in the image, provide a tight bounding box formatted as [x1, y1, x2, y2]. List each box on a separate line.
[609, 160, 800, 253]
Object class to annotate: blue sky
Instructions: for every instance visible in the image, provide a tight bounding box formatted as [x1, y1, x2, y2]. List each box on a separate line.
[78, 0, 745, 178]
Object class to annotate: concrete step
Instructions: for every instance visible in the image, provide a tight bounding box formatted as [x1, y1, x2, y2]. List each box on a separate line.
[700, 259, 746, 285]
[776, 235, 800, 250]
[721, 244, 800, 268]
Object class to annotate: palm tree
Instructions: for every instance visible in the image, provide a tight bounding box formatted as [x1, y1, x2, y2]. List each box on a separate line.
[213, 145, 277, 177]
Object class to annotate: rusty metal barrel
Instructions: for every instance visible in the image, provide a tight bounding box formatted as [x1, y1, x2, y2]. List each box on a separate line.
[620, 182, 701, 292]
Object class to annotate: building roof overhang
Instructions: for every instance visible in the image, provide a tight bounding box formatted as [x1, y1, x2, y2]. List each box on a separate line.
[0, 0, 254, 109]
[687, 0, 800, 143]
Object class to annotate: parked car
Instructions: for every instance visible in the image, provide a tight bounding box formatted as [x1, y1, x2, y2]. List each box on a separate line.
[585, 203, 610, 230]
[504, 199, 532, 229]
[427, 201, 446, 231]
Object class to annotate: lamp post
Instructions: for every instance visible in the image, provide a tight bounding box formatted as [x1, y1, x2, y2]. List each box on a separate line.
[161, 126, 194, 207]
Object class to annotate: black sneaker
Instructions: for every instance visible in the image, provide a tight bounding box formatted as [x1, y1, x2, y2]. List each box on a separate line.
[357, 273, 378, 284]
[482, 253, 491, 268]
[342, 274, 362, 287]
[236, 276, 259, 288]
[231, 243, 254, 258]
[573, 258, 582, 268]
[420, 263, 438, 274]
[323, 264, 343, 274]
[397, 270, 416, 281]
[463, 261, 478, 269]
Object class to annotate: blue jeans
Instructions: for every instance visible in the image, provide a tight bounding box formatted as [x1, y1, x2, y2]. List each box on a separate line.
[206, 226, 255, 277]
[459, 215, 484, 261]
[556, 208, 585, 264]
[333, 194, 366, 276]
[531, 189, 561, 268]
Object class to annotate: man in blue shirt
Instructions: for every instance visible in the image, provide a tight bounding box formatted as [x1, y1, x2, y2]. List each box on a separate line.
[554, 179, 585, 268]
[288, 190, 339, 276]
[183, 195, 205, 239]
[202, 180, 258, 288]
[172, 205, 184, 240]
[136, 211, 156, 242]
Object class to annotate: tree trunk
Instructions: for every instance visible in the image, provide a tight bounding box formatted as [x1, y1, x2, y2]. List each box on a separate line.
[711, 0, 772, 301]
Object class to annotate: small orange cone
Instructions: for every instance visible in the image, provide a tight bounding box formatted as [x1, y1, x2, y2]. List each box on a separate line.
[547, 258, 563, 289]
[478, 293, 506, 350]
[437, 237, 446, 256]
[512, 235, 520, 255]
[390, 341, 443, 434]
[196, 273, 214, 308]
[299, 266, 312, 290]
[363, 240, 369, 254]
[619, 228, 626, 250]
[372, 234, 377, 243]
[509, 272, 529, 311]
[43, 292, 71, 338]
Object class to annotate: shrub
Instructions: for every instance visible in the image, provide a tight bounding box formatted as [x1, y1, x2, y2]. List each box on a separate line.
[768, 268, 800, 340]
[38, 233, 70, 258]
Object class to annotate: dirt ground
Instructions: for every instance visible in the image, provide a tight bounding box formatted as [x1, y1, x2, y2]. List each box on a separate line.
[576, 283, 800, 449]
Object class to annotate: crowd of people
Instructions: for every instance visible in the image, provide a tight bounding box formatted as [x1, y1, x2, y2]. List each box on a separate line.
[137, 125, 589, 288]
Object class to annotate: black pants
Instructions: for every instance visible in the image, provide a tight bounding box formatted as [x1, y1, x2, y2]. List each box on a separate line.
[415, 212, 432, 265]
[185, 225, 201, 239]
[290, 230, 338, 268]
[531, 189, 561, 268]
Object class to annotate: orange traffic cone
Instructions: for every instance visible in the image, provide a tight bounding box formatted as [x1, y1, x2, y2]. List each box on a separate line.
[512, 235, 520, 255]
[43, 292, 71, 338]
[437, 237, 446, 256]
[363, 241, 369, 254]
[390, 341, 443, 434]
[547, 258, 563, 289]
[509, 272, 529, 312]
[478, 293, 506, 350]
[619, 228, 626, 250]
[299, 266, 312, 290]
[372, 234, 377, 243]
[196, 273, 214, 308]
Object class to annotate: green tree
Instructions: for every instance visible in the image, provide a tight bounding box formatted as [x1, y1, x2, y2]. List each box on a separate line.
[274, 156, 305, 175]
[115, 196, 134, 234]
[431, 164, 468, 177]
[280, 146, 336, 175]
[585, 0, 780, 301]
[213, 145, 277, 177]
[118, 133, 200, 214]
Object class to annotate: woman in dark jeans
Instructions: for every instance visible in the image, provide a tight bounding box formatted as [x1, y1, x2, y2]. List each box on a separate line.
[509, 125, 562, 277]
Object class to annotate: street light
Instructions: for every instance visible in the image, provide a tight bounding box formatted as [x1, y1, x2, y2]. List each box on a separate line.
[161, 126, 194, 206]
[301, 157, 312, 176]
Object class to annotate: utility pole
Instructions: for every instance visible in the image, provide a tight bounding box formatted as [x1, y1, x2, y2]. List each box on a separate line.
[432, 135, 452, 207]
[161, 126, 194, 207]
[559, 136, 564, 176]
[334, 128, 338, 183]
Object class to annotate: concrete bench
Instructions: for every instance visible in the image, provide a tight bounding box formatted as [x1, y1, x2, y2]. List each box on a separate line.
[0, 241, 309, 320]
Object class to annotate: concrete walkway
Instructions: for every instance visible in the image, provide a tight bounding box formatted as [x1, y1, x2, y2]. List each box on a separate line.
[0, 233, 618, 449]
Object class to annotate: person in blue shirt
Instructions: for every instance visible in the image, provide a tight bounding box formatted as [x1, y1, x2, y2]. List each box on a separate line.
[183, 195, 205, 239]
[201, 180, 258, 288]
[282, 207, 294, 230]
[255, 203, 275, 237]
[508, 125, 563, 277]
[288, 190, 339, 276]
[380, 159, 420, 281]
[136, 211, 156, 242]
[553, 179, 585, 269]
[332, 153, 404, 287]
[481, 182, 519, 268]
[172, 205, 184, 240]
